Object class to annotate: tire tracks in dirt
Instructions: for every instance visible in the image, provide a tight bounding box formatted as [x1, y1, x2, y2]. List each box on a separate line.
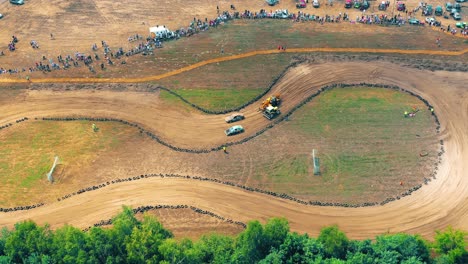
[0, 61, 466, 240]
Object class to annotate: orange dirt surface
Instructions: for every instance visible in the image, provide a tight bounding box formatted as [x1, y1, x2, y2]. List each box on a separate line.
[0, 61, 466, 240]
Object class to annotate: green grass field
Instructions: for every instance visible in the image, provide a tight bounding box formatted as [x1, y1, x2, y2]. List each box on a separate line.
[160, 88, 264, 111]
[253, 87, 438, 202]
[0, 121, 134, 206]
[157, 53, 294, 91]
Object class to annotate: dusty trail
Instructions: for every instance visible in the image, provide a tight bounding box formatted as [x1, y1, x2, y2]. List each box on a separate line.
[0, 48, 467, 84]
[0, 61, 467, 239]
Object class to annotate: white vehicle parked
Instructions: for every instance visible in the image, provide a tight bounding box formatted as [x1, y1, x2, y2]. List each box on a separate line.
[313, 0, 320, 8]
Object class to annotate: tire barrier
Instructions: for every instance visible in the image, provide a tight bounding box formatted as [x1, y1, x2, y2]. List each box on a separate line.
[155, 60, 303, 115]
[0, 203, 45, 213]
[82, 204, 247, 232]
[292, 54, 468, 72]
[1, 83, 442, 211]
[39, 82, 441, 153]
[0, 117, 29, 131]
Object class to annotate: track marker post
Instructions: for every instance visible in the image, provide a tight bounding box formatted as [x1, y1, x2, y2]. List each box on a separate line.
[312, 149, 321, 176]
[47, 156, 59, 183]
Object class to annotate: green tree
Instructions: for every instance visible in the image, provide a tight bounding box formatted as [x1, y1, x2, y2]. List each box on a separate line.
[125, 214, 172, 264]
[52, 225, 89, 264]
[346, 239, 375, 264]
[401, 256, 425, 264]
[195, 234, 234, 264]
[0, 227, 10, 256]
[259, 250, 283, 264]
[433, 226, 466, 254]
[271, 232, 324, 264]
[159, 238, 202, 264]
[4, 221, 52, 263]
[375, 250, 401, 264]
[317, 225, 349, 259]
[232, 220, 265, 263]
[263, 218, 289, 252]
[24, 253, 52, 263]
[86, 227, 119, 264]
[0, 256, 11, 264]
[373, 234, 430, 263]
[346, 252, 376, 264]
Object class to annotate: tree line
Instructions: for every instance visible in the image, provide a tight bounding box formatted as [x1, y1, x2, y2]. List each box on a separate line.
[0, 206, 466, 264]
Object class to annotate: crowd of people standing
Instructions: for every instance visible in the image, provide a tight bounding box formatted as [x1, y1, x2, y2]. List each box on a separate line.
[0, 4, 466, 77]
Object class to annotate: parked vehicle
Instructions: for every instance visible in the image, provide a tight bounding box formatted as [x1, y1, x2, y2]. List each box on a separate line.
[452, 12, 462, 20]
[455, 22, 466, 28]
[149, 25, 177, 40]
[378, 1, 387, 10]
[361, 0, 370, 10]
[272, 9, 291, 19]
[313, 0, 320, 8]
[354, 0, 362, 9]
[454, 3, 461, 11]
[296, 0, 307, 8]
[408, 18, 421, 25]
[225, 113, 245, 123]
[266, 0, 279, 6]
[225, 125, 244, 136]
[425, 17, 441, 26]
[10, 0, 24, 4]
[445, 2, 453, 12]
[397, 1, 406, 11]
[345, 0, 353, 8]
[435, 6, 443, 16]
[423, 5, 433, 16]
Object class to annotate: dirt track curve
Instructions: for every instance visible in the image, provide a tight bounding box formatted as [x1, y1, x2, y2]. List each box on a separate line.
[0, 59, 467, 239]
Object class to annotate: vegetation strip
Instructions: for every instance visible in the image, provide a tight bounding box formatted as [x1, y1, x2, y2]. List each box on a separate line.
[0, 207, 466, 263]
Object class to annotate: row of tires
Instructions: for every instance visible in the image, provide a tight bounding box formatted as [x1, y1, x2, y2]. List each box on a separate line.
[82, 204, 246, 232]
[0, 117, 28, 131]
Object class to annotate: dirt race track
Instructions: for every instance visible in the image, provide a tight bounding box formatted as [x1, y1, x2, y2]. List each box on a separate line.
[0, 59, 467, 239]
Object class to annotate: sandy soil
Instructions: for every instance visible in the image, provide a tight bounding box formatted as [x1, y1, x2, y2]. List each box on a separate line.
[0, 61, 466, 239]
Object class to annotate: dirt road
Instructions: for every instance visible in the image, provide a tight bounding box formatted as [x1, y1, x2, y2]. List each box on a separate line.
[0, 61, 466, 239]
[1, 48, 466, 84]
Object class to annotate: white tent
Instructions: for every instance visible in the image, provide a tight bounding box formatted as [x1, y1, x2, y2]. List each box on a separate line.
[149, 25, 174, 39]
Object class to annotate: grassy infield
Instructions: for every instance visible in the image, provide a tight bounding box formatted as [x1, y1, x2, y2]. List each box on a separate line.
[264, 88, 434, 197]
[0, 122, 132, 206]
[161, 87, 435, 198]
